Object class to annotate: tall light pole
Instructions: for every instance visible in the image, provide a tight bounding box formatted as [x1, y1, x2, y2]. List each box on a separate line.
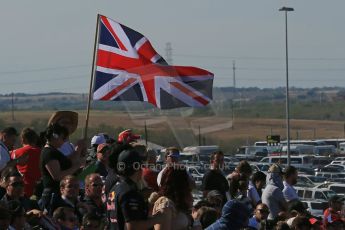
[279, 6, 294, 166]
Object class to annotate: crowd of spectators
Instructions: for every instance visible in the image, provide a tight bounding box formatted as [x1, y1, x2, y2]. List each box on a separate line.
[0, 110, 344, 229]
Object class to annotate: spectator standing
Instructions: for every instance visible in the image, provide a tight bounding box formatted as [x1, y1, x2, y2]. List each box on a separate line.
[227, 160, 253, 199]
[323, 195, 345, 227]
[11, 128, 41, 197]
[0, 127, 27, 173]
[202, 151, 229, 203]
[247, 171, 266, 208]
[87, 133, 107, 163]
[84, 173, 106, 218]
[94, 143, 111, 178]
[142, 149, 159, 191]
[262, 164, 287, 220]
[283, 166, 299, 202]
[107, 149, 166, 230]
[47, 111, 78, 157]
[152, 166, 199, 230]
[40, 123, 84, 211]
[156, 147, 180, 187]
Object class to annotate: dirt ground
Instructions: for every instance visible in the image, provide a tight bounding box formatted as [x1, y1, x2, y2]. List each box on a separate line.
[1, 110, 344, 143]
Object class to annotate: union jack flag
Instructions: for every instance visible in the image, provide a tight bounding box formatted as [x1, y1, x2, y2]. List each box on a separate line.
[93, 15, 214, 109]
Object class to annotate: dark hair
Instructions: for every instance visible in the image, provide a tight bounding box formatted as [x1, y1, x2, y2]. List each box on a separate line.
[165, 147, 179, 156]
[60, 175, 78, 188]
[197, 207, 218, 229]
[43, 123, 68, 142]
[82, 212, 101, 228]
[291, 216, 311, 229]
[159, 166, 192, 213]
[210, 151, 224, 162]
[53, 207, 75, 221]
[193, 200, 212, 210]
[284, 166, 297, 179]
[236, 160, 252, 177]
[21, 128, 39, 146]
[274, 221, 290, 230]
[1, 167, 22, 185]
[0, 127, 18, 136]
[108, 143, 132, 172]
[252, 171, 266, 184]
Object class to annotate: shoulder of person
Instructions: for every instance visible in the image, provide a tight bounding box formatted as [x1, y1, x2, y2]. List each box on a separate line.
[153, 196, 176, 213]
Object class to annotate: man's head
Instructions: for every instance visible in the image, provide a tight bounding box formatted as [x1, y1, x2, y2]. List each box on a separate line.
[291, 216, 312, 230]
[329, 195, 344, 212]
[0, 127, 18, 151]
[251, 171, 266, 190]
[85, 173, 103, 198]
[210, 151, 224, 170]
[96, 143, 111, 164]
[20, 128, 39, 146]
[4, 170, 24, 199]
[165, 147, 180, 164]
[236, 160, 253, 179]
[81, 213, 103, 230]
[254, 203, 269, 221]
[206, 190, 223, 214]
[60, 175, 79, 201]
[284, 166, 298, 186]
[117, 149, 144, 180]
[53, 207, 78, 230]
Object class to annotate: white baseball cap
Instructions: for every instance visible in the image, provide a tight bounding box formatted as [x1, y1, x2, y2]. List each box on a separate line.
[91, 134, 106, 145]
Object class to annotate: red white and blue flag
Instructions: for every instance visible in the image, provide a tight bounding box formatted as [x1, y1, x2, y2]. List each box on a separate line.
[93, 15, 214, 109]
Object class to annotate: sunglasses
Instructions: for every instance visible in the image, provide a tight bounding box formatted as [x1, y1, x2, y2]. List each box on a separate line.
[9, 182, 24, 188]
[91, 183, 103, 187]
[258, 209, 270, 214]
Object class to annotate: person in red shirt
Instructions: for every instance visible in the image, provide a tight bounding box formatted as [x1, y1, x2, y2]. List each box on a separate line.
[142, 149, 159, 191]
[323, 195, 345, 227]
[11, 128, 41, 197]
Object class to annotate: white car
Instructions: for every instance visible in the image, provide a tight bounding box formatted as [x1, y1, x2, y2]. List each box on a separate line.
[301, 199, 328, 218]
[315, 182, 345, 196]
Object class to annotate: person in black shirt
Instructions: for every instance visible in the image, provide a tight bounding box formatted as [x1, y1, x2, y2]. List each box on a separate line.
[107, 149, 166, 230]
[84, 173, 106, 218]
[39, 124, 84, 211]
[95, 143, 110, 178]
[202, 151, 229, 204]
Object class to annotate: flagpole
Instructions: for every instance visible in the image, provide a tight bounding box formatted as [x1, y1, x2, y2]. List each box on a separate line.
[84, 14, 101, 139]
[144, 120, 148, 146]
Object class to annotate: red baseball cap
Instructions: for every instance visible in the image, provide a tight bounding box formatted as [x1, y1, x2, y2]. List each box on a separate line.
[117, 129, 140, 144]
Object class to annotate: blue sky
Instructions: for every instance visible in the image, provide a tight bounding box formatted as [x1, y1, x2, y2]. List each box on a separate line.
[1, 0, 345, 94]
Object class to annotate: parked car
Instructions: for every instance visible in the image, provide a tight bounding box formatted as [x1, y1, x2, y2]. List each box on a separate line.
[295, 187, 337, 201]
[305, 175, 329, 185]
[301, 199, 328, 218]
[260, 155, 313, 167]
[297, 175, 316, 188]
[312, 157, 333, 168]
[316, 182, 345, 196]
[315, 172, 345, 180]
